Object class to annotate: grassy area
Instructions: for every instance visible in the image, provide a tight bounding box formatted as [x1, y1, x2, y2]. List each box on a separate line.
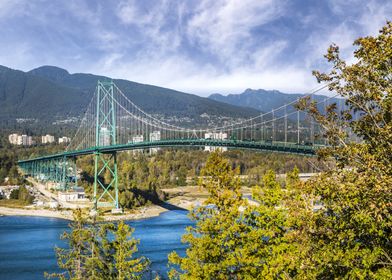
[0, 199, 30, 208]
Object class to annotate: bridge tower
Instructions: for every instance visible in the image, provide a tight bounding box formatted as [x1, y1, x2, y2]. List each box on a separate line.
[93, 80, 120, 211]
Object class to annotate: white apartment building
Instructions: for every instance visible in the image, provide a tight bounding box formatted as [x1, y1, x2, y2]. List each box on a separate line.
[8, 133, 19, 145]
[8, 134, 34, 146]
[149, 131, 161, 154]
[132, 135, 144, 143]
[42, 134, 55, 144]
[58, 136, 71, 144]
[130, 135, 144, 154]
[26, 136, 34, 146]
[204, 132, 228, 152]
[204, 132, 228, 140]
[99, 127, 111, 146]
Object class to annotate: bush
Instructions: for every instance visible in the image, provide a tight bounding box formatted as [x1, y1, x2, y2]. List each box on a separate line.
[9, 188, 19, 199]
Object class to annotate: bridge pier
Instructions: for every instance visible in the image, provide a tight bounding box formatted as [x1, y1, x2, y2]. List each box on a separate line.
[93, 80, 120, 211]
[93, 151, 119, 210]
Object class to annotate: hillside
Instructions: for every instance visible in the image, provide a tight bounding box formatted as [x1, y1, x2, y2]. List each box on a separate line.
[0, 65, 260, 124]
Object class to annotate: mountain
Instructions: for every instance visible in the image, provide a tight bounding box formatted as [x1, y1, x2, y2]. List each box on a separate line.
[0, 65, 87, 120]
[0, 65, 260, 124]
[209, 88, 335, 113]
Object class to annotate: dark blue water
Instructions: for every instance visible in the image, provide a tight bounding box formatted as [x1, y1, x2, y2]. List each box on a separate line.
[0, 210, 191, 280]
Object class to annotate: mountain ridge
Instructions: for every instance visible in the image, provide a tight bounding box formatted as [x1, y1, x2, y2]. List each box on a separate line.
[0, 65, 261, 124]
[208, 88, 333, 112]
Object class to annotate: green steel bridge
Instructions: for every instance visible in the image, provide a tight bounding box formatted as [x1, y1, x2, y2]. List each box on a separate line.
[18, 81, 330, 210]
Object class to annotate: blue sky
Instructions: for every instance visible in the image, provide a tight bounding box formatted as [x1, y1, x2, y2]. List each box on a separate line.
[0, 0, 391, 96]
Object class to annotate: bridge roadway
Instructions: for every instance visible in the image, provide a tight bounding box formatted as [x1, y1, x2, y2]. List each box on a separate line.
[18, 139, 318, 164]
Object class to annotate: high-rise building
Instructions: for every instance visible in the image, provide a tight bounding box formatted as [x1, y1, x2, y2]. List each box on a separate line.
[20, 135, 27, 145]
[149, 131, 161, 141]
[58, 136, 71, 144]
[41, 134, 55, 144]
[132, 135, 144, 143]
[204, 132, 228, 152]
[26, 136, 34, 146]
[9, 133, 34, 146]
[131, 135, 144, 154]
[149, 131, 161, 154]
[8, 134, 19, 145]
[99, 127, 111, 146]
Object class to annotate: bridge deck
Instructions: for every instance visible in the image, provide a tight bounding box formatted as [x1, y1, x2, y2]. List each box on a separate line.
[18, 139, 319, 164]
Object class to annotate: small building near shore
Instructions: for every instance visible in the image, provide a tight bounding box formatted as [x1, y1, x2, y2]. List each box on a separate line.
[58, 187, 86, 202]
[48, 200, 59, 209]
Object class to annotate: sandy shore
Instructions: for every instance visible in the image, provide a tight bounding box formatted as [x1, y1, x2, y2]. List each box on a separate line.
[0, 197, 199, 221]
[0, 203, 188, 221]
[0, 196, 202, 221]
[0, 206, 73, 220]
[0, 185, 251, 221]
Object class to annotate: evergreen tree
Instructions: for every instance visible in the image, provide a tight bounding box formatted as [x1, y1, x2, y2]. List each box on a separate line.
[46, 210, 149, 279]
[45, 209, 105, 280]
[114, 221, 149, 280]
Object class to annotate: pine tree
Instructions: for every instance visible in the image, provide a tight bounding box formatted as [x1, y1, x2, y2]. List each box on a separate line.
[108, 221, 150, 280]
[45, 209, 105, 280]
[46, 210, 149, 280]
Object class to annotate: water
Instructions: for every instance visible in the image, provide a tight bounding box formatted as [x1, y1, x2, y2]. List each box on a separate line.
[0, 210, 192, 280]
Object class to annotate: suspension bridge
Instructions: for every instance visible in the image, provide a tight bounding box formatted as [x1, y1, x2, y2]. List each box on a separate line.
[18, 80, 336, 211]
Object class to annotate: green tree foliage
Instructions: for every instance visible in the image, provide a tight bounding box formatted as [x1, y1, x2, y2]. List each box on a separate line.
[9, 188, 19, 199]
[0, 150, 24, 185]
[168, 151, 250, 279]
[76, 149, 320, 210]
[18, 185, 34, 204]
[113, 222, 149, 280]
[296, 21, 392, 278]
[169, 152, 309, 279]
[243, 167, 317, 279]
[46, 209, 149, 280]
[46, 209, 105, 280]
[244, 170, 294, 279]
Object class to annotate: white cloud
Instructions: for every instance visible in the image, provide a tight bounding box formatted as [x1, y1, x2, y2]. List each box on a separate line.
[90, 49, 318, 97]
[1, 0, 391, 98]
[358, 0, 392, 35]
[186, 0, 287, 68]
[115, 0, 182, 52]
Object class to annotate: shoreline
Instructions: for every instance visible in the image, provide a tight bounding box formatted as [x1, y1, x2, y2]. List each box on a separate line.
[0, 185, 252, 221]
[0, 206, 73, 220]
[0, 205, 177, 221]
[0, 196, 201, 221]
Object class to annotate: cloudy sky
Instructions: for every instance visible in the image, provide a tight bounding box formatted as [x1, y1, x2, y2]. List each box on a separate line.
[0, 0, 391, 96]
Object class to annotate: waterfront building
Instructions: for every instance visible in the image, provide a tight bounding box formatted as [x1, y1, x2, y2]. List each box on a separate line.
[58, 187, 85, 202]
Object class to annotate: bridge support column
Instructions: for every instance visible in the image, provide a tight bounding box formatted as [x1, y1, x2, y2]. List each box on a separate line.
[73, 157, 78, 188]
[61, 156, 68, 191]
[93, 151, 119, 210]
[93, 80, 120, 211]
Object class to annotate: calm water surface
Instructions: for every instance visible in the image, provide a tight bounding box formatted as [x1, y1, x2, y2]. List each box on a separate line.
[0, 210, 191, 280]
